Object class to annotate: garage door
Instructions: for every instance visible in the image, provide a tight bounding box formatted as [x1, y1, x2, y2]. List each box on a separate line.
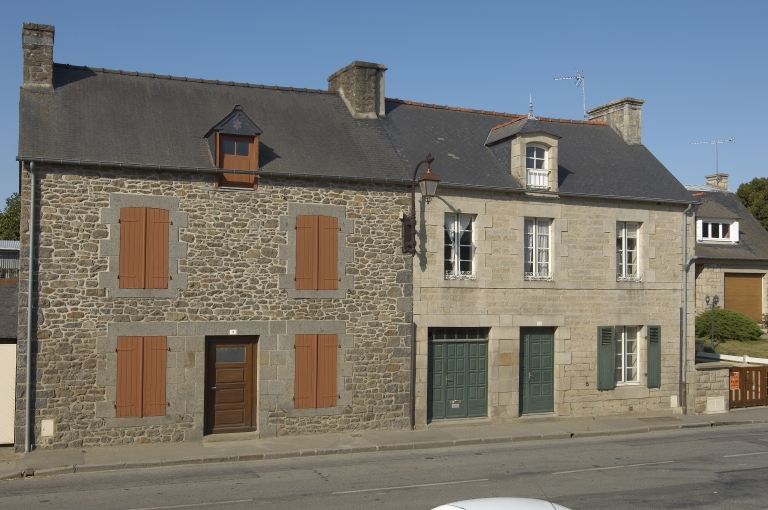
[724, 273, 763, 322]
[0, 342, 16, 444]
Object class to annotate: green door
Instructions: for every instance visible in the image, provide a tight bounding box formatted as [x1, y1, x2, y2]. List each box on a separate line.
[428, 329, 488, 421]
[520, 327, 554, 414]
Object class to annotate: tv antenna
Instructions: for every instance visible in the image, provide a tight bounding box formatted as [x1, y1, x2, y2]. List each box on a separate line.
[554, 69, 586, 120]
[691, 137, 735, 175]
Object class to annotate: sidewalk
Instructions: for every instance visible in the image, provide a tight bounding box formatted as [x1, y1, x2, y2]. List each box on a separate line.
[2, 407, 767, 481]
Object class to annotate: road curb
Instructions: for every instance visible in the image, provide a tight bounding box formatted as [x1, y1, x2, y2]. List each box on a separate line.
[5, 418, 766, 480]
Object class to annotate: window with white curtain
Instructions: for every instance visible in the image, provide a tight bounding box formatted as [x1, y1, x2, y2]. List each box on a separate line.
[526, 145, 549, 188]
[615, 326, 640, 384]
[444, 214, 475, 280]
[524, 218, 552, 281]
[616, 222, 640, 282]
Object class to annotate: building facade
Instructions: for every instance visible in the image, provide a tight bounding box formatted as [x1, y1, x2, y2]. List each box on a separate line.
[16, 23, 698, 452]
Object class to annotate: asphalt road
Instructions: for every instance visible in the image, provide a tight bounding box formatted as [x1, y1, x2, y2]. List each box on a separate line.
[2, 424, 768, 510]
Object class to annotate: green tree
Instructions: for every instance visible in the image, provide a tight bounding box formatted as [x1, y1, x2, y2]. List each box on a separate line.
[0, 192, 21, 240]
[736, 177, 768, 232]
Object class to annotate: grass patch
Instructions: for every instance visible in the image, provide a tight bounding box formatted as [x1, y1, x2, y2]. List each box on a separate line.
[700, 338, 768, 359]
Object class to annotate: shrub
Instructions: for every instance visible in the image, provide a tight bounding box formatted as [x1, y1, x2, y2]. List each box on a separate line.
[695, 307, 763, 342]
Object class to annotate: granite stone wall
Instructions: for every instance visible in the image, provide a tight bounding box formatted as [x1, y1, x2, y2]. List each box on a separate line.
[694, 364, 730, 414]
[413, 189, 694, 425]
[16, 164, 412, 451]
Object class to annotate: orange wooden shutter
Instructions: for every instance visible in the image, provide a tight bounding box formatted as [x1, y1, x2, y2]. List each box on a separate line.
[119, 208, 147, 289]
[116, 337, 143, 417]
[296, 216, 319, 290]
[317, 216, 338, 290]
[294, 334, 317, 409]
[316, 334, 338, 408]
[142, 336, 167, 416]
[145, 208, 169, 289]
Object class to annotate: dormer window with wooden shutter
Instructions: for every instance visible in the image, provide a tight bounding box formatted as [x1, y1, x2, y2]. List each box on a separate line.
[205, 105, 262, 189]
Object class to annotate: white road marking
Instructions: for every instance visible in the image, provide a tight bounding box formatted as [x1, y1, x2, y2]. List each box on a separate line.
[333, 478, 490, 495]
[552, 460, 674, 475]
[723, 451, 768, 458]
[128, 499, 254, 510]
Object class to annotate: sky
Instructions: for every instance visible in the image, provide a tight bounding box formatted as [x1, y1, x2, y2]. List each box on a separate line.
[1, 0, 766, 204]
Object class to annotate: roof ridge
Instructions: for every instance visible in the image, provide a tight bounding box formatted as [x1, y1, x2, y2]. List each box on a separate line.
[53, 63, 336, 95]
[386, 98, 526, 118]
[490, 116, 608, 131]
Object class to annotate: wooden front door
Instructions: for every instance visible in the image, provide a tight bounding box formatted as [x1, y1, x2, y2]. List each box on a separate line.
[205, 337, 257, 434]
[520, 327, 555, 414]
[427, 328, 488, 421]
[724, 273, 763, 322]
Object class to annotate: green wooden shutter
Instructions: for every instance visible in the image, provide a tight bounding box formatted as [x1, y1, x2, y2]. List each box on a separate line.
[597, 326, 615, 390]
[647, 325, 661, 388]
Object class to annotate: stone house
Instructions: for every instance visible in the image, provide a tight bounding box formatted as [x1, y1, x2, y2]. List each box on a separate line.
[15, 22, 698, 452]
[686, 174, 768, 325]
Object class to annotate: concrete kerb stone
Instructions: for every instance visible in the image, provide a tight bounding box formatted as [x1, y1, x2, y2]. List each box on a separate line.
[30, 465, 74, 477]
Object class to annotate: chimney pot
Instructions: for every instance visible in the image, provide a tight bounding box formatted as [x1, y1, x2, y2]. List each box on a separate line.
[705, 173, 729, 190]
[328, 61, 387, 119]
[588, 97, 644, 145]
[22, 22, 55, 92]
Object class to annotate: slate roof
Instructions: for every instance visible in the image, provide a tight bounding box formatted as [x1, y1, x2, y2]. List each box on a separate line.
[684, 185, 768, 261]
[18, 63, 693, 203]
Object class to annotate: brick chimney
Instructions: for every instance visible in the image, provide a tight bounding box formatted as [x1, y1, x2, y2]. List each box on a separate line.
[587, 97, 644, 145]
[705, 173, 729, 190]
[328, 61, 387, 119]
[22, 23, 55, 92]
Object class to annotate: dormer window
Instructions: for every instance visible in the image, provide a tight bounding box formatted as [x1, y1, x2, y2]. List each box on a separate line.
[697, 219, 739, 243]
[526, 145, 549, 189]
[205, 105, 262, 190]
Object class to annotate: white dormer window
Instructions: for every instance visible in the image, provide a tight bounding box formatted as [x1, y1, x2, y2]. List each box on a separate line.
[697, 219, 739, 243]
[526, 145, 549, 189]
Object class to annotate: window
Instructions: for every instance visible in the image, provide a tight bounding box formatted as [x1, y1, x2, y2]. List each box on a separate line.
[116, 336, 167, 417]
[615, 326, 639, 384]
[294, 334, 338, 409]
[119, 208, 169, 289]
[616, 222, 640, 282]
[524, 218, 552, 281]
[444, 214, 475, 280]
[217, 134, 258, 189]
[597, 325, 660, 390]
[697, 220, 738, 242]
[296, 215, 338, 290]
[526, 145, 549, 188]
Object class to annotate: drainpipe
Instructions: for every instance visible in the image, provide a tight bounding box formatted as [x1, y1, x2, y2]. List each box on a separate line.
[25, 162, 36, 452]
[681, 203, 698, 415]
[410, 321, 416, 430]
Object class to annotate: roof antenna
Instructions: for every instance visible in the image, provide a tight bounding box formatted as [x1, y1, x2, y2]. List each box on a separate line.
[691, 137, 735, 179]
[554, 69, 586, 120]
[527, 94, 537, 120]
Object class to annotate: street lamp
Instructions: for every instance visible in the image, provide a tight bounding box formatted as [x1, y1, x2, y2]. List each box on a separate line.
[402, 153, 439, 255]
[705, 294, 720, 350]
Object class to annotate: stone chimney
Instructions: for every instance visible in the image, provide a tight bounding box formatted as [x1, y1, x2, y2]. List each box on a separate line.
[22, 23, 55, 92]
[587, 97, 644, 145]
[705, 173, 729, 190]
[328, 61, 387, 119]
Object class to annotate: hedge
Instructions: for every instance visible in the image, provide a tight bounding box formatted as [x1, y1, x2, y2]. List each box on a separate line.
[695, 307, 763, 342]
